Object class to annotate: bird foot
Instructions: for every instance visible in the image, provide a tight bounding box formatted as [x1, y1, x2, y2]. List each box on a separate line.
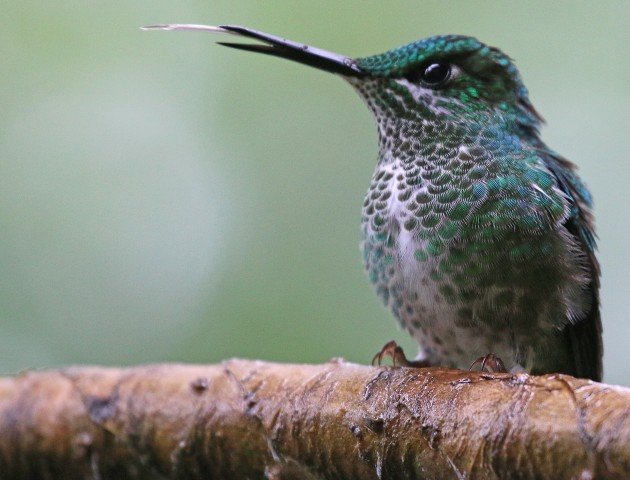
[469, 353, 507, 373]
[371, 340, 430, 368]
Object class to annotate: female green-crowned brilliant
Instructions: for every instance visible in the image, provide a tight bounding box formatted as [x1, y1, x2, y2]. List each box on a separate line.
[146, 24, 602, 381]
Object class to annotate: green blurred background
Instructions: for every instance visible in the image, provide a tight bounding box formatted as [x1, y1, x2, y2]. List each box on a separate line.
[1, 2, 628, 385]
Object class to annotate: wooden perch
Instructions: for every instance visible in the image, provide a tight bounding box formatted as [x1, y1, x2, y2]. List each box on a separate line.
[0, 360, 628, 479]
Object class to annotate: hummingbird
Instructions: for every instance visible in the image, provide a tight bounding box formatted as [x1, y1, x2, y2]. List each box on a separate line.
[144, 24, 603, 381]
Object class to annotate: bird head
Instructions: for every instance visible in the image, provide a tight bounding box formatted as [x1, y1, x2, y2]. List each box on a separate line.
[143, 24, 543, 133]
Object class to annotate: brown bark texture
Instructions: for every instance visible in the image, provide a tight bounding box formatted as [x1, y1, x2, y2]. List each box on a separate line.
[0, 359, 628, 479]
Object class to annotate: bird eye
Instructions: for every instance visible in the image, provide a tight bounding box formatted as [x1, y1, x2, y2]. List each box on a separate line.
[405, 62, 452, 87]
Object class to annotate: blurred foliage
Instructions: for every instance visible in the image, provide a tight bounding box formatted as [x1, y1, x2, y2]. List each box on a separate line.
[1, 2, 628, 385]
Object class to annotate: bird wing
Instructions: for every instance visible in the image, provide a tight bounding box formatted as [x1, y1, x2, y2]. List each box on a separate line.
[543, 151, 603, 381]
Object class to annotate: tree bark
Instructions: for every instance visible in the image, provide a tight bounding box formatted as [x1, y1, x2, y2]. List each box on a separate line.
[0, 360, 628, 479]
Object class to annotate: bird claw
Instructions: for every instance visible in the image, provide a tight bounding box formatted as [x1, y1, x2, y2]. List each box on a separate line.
[372, 340, 429, 368]
[469, 353, 507, 373]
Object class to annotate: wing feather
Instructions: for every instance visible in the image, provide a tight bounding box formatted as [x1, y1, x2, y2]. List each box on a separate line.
[543, 151, 602, 381]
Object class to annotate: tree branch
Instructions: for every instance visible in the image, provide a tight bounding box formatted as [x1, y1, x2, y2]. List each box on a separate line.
[0, 360, 628, 479]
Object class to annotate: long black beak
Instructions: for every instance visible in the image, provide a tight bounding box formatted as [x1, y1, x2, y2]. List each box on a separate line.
[142, 24, 365, 77]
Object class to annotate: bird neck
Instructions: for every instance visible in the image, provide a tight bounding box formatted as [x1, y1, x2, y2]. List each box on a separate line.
[349, 78, 542, 167]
